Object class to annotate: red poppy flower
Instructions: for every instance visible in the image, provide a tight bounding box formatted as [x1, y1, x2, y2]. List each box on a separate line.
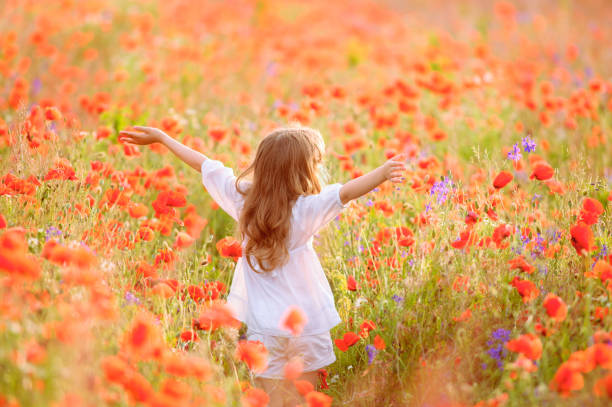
[179, 330, 198, 342]
[283, 357, 304, 380]
[280, 305, 308, 336]
[197, 301, 241, 331]
[506, 333, 542, 360]
[334, 332, 360, 352]
[174, 231, 195, 249]
[508, 255, 535, 274]
[510, 276, 540, 303]
[543, 293, 567, 322]
[44, 106, 62, 121]
[241, 388, 269, 407]
[570, 222, 595, 255]
[529, 161, 554, 181]
[593, 373, 612, 399]
[294, 380, 314, 396]
[579, 197, 604, 225]
[347, 275, 358, 291]
[235, 340, 268, 373]
[305, 391, 333, 407]
[374, 334, 386, 350]
[395, 226, 415, 247]
[493, 170, 513, 189]
[549, 361, 584, 397]
[215, 236, 242, 260]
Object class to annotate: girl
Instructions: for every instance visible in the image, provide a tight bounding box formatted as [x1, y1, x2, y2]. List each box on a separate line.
[119, 124, 406, 406]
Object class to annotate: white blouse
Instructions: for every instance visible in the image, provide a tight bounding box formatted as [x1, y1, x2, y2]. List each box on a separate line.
[201, 158, 346, 336]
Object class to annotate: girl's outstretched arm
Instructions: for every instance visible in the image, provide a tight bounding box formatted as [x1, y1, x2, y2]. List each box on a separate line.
[339, 154, 406, 205]
[119, 126, 207, 172]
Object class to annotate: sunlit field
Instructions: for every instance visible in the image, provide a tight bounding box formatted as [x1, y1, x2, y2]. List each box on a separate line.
[1, 0, 612, 405]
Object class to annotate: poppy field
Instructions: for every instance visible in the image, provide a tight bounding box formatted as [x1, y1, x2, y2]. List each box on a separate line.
[2, 0, 612, 405]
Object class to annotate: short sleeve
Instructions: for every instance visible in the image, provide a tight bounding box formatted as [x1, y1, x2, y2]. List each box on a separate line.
[297, 183, 347, 237]
[201, 159, 244, 221]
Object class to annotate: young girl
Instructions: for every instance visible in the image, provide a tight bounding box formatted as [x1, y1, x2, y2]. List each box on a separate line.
[119, 124, 406, 406]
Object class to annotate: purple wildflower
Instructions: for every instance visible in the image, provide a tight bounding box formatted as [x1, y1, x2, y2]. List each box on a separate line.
[365, 344, 378, 364]
[491, 328, 511, 342]
[521, 137, 536, 153]
[430, 176, 453, 205]
[32, 78, 42, 94]
[507, 143, 522, 161]
[124, 291, 141, 305]
[533, 233, 545, 254]
[392, 294, 404, 304]
[45, 226, 62, 241]
[485, 328, 511, 371]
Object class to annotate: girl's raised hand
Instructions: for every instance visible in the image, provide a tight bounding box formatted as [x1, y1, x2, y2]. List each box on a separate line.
[382, 154, 407, 183]
[119, 126, 167, 145]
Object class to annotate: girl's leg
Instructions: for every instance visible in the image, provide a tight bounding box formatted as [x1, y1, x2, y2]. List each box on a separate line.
[281, 371, 320, 407]
[256, 371, 320, 407]
[300, 371, 319, 388]
[255, 377, 286, 407]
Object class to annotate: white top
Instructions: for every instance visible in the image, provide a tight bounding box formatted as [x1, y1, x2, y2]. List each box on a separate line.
[201, 158, 345, 336]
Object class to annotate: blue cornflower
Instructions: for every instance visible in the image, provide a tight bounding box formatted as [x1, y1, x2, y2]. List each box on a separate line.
[485, 328, 511, 371]
[521, 137, 536, 153]
[491, 328, 511, 342]
[392, 294, 404, 304]
[507, 143, 522, 161]
[365, 344, 378, 364]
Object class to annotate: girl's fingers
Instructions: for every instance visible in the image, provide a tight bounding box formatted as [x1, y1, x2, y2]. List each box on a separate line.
[133, 126, 160, 135]
[390, 153, 407, 162]
[119, 130, 144, 137]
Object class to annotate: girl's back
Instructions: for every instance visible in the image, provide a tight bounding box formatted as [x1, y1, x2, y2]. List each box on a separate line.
[201, 157, 346, 336]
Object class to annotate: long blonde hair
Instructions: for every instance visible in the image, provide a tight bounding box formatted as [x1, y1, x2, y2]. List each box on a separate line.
[236, 125, 324, 272]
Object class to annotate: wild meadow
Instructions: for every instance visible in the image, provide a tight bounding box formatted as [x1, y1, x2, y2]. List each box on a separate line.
[1, 0, 612, 405]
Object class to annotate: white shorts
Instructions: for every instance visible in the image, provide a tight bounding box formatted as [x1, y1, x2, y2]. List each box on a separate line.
[245, 328, 336, 379]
